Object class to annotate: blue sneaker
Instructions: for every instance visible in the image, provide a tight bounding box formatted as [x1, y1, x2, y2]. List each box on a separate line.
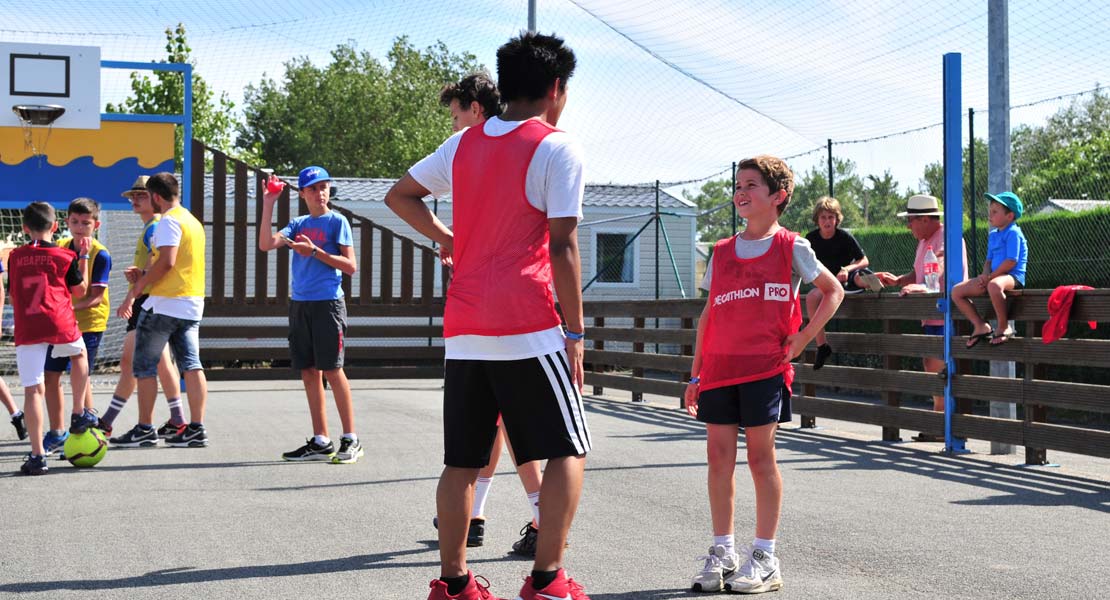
[70, 410, 99, 434]
[43, 430, 69, 456]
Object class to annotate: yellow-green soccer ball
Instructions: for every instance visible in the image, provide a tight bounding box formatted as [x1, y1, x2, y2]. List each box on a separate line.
[63, 429, 108, 467]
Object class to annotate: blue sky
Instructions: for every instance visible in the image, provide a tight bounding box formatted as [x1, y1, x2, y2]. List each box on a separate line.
[3, 0, 1108, 191]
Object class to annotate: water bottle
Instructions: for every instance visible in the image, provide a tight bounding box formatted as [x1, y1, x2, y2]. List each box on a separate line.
[923, 245, 940, 292]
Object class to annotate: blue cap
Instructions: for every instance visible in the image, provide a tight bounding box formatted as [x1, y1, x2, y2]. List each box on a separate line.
[298, 166, 331, 189]
[985, 191, 1024, 220]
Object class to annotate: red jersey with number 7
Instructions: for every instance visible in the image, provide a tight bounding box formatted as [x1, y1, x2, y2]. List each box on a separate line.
[8, 241, 82, 346]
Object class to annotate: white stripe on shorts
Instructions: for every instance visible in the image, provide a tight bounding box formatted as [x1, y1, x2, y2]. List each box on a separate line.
[537, 350, 591, 455]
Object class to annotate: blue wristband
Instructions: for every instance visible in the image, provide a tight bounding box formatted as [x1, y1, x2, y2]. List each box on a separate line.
[564, 329, 585, 341]
[689, 377, 700, 384]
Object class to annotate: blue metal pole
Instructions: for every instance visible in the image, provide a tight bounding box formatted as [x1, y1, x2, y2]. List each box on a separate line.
[942, 53, 968, 454]
[182, 64, 193, 210]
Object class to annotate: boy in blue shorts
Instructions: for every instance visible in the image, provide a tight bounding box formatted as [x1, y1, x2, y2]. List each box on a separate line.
[259, 166, 362, 464]
[42, 197, 111, 454]
[686, 156, 844, 594]
[952, 191, 1029, 346]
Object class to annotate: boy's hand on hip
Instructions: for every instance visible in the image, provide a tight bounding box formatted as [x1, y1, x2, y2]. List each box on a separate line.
[783, 332, 808, 364]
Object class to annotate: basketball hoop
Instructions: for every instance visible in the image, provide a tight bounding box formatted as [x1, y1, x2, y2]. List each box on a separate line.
[12, 104, 65, 159]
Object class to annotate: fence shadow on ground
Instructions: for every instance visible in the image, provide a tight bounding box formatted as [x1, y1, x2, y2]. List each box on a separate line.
[0, 547, 518, 593]
[586, 397, 1110, 514]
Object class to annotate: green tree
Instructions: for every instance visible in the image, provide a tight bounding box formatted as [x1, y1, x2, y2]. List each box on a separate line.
[919, 137, 989, 217]
[1012, 87, 1110, 210]
[859, 170, 904, 227]
[683, 178, 734, 243]
[237, 37, 480, 177]
[782, 158, 864, 233]
[106, 23, 239, 168]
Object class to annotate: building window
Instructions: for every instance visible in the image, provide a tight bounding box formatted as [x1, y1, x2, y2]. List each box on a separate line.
[595, 232, 636, 284]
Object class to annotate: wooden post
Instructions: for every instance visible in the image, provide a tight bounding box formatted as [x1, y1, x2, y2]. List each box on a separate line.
[232, 161, 248, 303]
[380, 229, 394, 302]
[254, 171, 267, 303]
[801, 347, 816, 429]
[882, 319, 902, 441]
[1025, 319, 1048, 465]
[211, 152, 227, 303]
[632, 316, 645, 402]
[360, 223, 374, 304]
[401, 238, 414, 303]
[681, 316, 694, 409]
[276, 184, 290, 303]
[592, 316, 605, 396]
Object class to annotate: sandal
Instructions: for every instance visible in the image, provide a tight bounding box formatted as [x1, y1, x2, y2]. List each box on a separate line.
[990, 328, 1015, 346]
[965, 328, 994, 349]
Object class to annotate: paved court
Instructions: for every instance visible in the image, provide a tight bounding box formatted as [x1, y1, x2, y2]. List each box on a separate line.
[1, 379, 1108, 599]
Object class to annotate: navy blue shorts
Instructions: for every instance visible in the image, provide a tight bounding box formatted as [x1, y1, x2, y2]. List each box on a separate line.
[696, 373, 792, 427]
[45, 331, 103, 373]
[923, 325, 944, 336]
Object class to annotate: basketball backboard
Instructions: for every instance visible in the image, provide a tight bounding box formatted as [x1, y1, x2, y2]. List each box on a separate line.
[0, 42, 100, 129]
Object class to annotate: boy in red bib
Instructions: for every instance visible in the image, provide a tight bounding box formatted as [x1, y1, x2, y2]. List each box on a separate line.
[686, 157, 844, 594]
[387, 32, 589, 600]
[9, 202, 94, 475]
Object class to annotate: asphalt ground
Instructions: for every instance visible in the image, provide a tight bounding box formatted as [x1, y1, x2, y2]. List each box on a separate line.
[1, 379, 1107, 599]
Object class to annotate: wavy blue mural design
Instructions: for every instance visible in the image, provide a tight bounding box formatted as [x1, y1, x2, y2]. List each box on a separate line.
[0, 156, 175, 210]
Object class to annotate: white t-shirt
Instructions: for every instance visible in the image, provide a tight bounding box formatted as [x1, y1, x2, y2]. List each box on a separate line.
[700, 233, 823, 294]
[409, 116, 585, 360]
[142, 211, 205, 322]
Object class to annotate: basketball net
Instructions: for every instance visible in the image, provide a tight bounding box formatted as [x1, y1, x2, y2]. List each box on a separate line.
[17, 117, 55, 161]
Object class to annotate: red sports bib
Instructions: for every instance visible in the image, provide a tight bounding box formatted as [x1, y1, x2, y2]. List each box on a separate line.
[700, 228, 802, 391]
[444, 119, 564, 337]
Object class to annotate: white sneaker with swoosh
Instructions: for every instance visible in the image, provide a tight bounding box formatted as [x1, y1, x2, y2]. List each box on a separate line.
[724, 547, 783, 594]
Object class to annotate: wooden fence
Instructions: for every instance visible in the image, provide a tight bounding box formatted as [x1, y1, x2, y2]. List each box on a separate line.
[189, 141, 446, 379]
[583, 291, 1110, 465]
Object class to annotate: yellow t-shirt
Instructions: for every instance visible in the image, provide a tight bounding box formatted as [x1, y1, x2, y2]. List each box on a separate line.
[150, 205, 206, 298]
[58, 237, 110, 333]
[131, 215, 160, 294]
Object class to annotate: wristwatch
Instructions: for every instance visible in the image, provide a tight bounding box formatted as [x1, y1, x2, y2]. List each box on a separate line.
[311, 247, 318, 258]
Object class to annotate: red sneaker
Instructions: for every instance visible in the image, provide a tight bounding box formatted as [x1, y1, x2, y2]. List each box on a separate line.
[428, 572, 504, 600]
[515, 569, 589, 600]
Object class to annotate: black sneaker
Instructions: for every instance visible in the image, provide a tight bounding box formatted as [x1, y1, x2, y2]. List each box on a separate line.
[166, 423, 208, 448]
[431, 517, 486, 547]
[157, 420, 186, 438]
[813, 343, 833, 371]
[20, 454, 48, 476]
[511, 522, 538, 557]
[282, 438, 335, 461]
[11, 413, 27, 440]
[109, 425, 159, 448]
[95, 416, 112, 437]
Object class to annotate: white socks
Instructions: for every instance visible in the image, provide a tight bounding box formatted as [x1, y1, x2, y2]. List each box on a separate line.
[313, 434, 330, 447]
[714, 534, 735, 555]
[753, 537, 776, 555]
[527, 491, 541, 525]
[472, 477, 493, 518]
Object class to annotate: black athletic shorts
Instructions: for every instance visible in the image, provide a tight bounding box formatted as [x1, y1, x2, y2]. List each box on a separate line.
[443, 350, 592, 468]
[126, 294, 149, 332]
[696, 373, 792, 427]
[288, 299, 347, 371]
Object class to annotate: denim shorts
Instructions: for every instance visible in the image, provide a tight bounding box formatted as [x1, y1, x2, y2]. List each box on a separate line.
[133, 310, 202, 378]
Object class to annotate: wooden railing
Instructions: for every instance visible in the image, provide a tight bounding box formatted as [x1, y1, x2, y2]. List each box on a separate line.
[583, 291, 1110, 465]
[188, 140, 446, 379]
